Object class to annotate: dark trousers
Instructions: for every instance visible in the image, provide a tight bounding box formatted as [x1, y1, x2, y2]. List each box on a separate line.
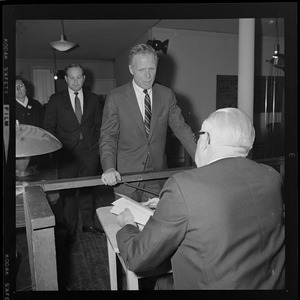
[57, 141, 100, 231]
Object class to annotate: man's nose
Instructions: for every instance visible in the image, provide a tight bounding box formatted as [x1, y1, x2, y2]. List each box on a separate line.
[145, 70, 151, 78]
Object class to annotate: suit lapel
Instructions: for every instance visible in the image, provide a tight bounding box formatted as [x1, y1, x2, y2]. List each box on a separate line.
[82, 90, 89, 122]
[148, 85, 161, 140]
[125, 83, 147, 136]
[62, 90, 74, 111]
[63, 90, 80, 124]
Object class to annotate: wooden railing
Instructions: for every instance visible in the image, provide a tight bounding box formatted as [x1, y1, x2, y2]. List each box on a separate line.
[26, 156, 284, 192]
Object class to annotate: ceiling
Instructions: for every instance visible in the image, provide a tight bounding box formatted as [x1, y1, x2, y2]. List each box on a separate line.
[16, 18, 284, 61]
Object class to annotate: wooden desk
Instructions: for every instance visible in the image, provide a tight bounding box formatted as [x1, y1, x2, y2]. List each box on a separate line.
[96, 206, 140, 290]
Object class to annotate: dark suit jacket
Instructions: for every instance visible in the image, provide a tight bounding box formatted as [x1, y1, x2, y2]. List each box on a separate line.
[100, 82, 196, 194]
[43, 89, 102, 152]
[116, 157, 285, 289]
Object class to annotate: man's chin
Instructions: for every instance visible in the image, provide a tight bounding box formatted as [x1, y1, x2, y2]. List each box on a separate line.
[143, 85, 153, 90]
[71, 87, 81, 92]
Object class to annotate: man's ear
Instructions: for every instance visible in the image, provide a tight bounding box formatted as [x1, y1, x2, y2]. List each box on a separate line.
[129, 65, 133, 75]
[199, 134, 210, 151]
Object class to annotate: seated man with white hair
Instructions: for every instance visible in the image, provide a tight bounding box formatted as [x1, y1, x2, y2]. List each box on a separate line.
[116, 107, 285, 290]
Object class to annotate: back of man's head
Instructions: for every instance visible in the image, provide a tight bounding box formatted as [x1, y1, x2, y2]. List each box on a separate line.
[202, 107, 255, 156]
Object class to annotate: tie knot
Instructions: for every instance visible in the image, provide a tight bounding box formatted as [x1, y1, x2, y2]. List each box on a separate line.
[74, 92, 78, 96]
[143, 89, 148, 95]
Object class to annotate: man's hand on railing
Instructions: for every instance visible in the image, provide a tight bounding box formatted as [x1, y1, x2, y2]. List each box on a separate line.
[101, 168, 122, 186]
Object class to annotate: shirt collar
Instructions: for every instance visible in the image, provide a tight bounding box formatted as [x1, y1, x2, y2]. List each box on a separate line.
[16, 96, 28, 108]
[208, 156, 239, 165]
[68, 88, 83, 98]
[132, 79, 152, 96]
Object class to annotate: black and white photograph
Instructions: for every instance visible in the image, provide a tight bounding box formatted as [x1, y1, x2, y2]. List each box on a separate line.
[2, 2, 298, 299]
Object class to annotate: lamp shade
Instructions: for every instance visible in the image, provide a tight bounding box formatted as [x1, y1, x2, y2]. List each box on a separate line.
[49, 34, 76, 52]
[16, 124, 62, 157]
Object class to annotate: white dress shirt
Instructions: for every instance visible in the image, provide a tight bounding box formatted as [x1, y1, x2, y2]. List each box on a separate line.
[68, 88, 83, 113]
[132, 80, 152, 121]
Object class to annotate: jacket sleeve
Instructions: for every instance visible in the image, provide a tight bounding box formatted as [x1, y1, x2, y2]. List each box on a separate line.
[43, 95, 58, 137]
[99, 92, 119, 171]
[168, 92, 197, 161]
[33, 99, 45, 128]
[116, 176, 188, 275]
[93, 95, 103, 141]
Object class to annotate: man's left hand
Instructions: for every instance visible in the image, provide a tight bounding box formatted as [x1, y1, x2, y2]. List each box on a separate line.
[117, 208, 135, 227]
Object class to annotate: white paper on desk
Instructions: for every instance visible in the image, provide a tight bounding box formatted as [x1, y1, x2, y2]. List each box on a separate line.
[110, 193, 154, 226]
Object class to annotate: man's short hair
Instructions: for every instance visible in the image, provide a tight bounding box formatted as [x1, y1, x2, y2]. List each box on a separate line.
[128, 43, 158, 66]
[64, 63, 84, 76]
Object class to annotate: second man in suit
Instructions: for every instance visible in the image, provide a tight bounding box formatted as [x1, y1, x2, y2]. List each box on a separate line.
[43, 63, 104, 244]
[100, 44, 197, 202]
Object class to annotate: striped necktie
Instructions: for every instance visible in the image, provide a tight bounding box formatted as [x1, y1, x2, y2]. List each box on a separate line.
[74, 92, 83, 140]
[74, 92, 82, 124]
[143, 89, 151, 137]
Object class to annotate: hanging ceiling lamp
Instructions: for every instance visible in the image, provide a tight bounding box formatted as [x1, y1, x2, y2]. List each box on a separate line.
[16, 123, 62, 157]
[16, 122, 62, 177]
[53, 49, 58, 80]
[49, 20, 77, 52]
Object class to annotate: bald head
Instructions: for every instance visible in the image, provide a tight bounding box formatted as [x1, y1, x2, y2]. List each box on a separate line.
[195, 108, 255, 167]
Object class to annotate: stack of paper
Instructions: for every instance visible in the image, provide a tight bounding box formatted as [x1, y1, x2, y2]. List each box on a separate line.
[110, 193, 154, 227]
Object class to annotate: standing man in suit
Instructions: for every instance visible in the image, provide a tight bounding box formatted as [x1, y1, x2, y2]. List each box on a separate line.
[116, 108, 285, 289]
[100, 44, 196, 202]
[43, 64, 103, 244]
